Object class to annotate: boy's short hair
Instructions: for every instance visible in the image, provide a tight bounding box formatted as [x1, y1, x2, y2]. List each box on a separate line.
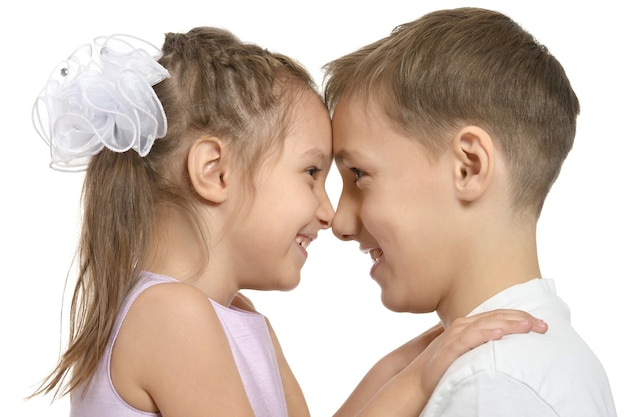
[323, 7, 580, 215]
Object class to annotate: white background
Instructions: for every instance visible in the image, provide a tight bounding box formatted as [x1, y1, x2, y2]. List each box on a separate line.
[2, 1, 624, 416]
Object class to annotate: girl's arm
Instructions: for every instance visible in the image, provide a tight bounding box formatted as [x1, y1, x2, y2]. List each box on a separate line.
[267, 319, 311, 417]
[232, 292, 310, 417]
[332, 322, 443, 417]
[333, 310, 548, 417]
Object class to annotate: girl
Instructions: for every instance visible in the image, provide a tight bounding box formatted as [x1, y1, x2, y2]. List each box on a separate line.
[31, 27, 547, 416]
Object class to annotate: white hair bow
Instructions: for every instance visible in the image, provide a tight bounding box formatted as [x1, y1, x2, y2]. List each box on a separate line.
[32, 34, 170, 171]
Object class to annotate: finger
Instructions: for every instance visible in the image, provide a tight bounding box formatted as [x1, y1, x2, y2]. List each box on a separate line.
[471, 315, 547, 335]
[450, 310, 547, 336]
[464, 309, 543, 325]
[437, 319, 545, 355]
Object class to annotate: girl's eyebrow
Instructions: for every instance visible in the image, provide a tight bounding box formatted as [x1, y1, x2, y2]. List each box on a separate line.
[302, 148, 331, 164]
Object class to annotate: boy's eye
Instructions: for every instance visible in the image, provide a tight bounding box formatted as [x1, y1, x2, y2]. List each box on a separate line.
[350, 167, 365, 183]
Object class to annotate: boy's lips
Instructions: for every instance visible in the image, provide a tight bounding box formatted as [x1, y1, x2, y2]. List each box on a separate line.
[363, 247, 384, 263]
[364, 248, 384, 277]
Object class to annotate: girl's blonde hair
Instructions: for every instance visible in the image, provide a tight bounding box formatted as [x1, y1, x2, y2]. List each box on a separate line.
[35, 26, 316, 398]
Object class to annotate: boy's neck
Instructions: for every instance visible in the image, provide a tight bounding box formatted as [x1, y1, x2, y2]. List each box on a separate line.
[438, 213, 542, 329]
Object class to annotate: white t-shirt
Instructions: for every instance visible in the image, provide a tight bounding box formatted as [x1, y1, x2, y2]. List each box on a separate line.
[420, 279, 617, 417]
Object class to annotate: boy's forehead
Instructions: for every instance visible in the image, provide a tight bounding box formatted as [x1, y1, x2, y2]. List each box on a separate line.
[331, 96, 385, 162]
[333, 93, 377, 117]
[331, 93, 390, 130]
[331, 94, 440, 165]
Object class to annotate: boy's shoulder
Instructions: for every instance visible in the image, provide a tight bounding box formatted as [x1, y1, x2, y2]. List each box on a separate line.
[423, 321, 615, 416]
[421, 278, 617, 417]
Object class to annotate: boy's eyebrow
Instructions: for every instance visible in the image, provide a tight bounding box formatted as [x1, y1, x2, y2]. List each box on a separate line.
[334, 149, 363, 165]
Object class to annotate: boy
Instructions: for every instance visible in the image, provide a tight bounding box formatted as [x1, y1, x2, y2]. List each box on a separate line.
[323, 7, 617, 416]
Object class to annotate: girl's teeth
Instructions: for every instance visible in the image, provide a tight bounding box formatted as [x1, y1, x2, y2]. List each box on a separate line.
[296, 237, 310, 249]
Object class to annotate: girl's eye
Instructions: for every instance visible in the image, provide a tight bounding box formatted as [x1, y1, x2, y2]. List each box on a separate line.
[306, 167, 321, 179]
[350, 167, 365, 183]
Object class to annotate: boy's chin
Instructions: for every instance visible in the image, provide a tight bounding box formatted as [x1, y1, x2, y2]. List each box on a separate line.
[380, 292, 411, 313]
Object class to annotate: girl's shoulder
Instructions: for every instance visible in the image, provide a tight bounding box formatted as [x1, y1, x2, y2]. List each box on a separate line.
[133, 278, 216, 317]
[111, 278, 255, 415]
[126, 272, 227, 325]
[119, 278, 226, 351]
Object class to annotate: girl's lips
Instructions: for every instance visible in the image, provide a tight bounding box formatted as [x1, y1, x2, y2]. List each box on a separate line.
[295, 234, 316, 257]
[295, 235, 313, 250]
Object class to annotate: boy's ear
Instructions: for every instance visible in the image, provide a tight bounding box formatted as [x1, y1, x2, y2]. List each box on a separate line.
[451, 126, 495, 202]
[187, 136, 228, 203]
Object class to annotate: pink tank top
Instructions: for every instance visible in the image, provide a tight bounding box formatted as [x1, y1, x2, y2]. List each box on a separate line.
[70, 271, 288, 417]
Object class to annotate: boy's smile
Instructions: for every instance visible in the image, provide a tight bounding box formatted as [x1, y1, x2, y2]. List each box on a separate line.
[331, 96, 459, 314]
[365, 247, 383, 265]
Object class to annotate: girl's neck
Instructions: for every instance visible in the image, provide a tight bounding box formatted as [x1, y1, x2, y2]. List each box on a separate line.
[144, 207, 239, 306]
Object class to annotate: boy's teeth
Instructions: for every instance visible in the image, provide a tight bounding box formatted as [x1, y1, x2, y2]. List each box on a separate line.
[369, 249, 383, 262]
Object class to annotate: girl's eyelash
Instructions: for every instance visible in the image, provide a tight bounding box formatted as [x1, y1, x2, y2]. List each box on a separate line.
[306, 167, 321, 178]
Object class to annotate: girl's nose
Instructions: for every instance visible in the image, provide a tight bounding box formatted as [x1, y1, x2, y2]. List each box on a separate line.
[317, 188, 335, 229]
[331, 193, 359, 241]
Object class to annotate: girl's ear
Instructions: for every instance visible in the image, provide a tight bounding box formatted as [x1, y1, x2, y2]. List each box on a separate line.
[451, 126, 495, 203]
[187, 136, 229, 203]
